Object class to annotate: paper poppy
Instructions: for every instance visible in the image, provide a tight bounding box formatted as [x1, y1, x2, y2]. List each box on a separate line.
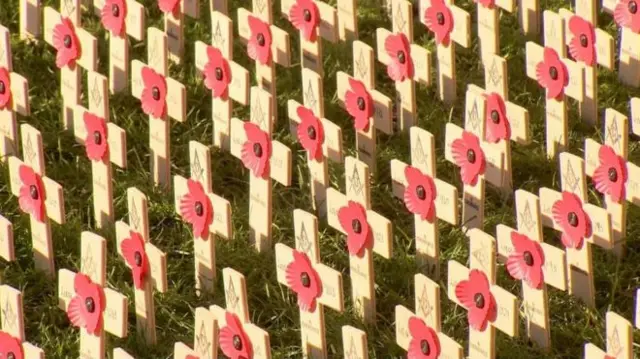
[535, 47, 568, 100]
[186, 356, 199, 359]
[67, 273, 105, 335]
[0, 67, 12, 110]
[424, 0, 454, 45]
[18, 165, 46, 222]
[455, 269, 496, 332]
[0, 331, 23, 359]
[52, 17, 80, 69]
[403, 166, 437, 222]
[593, 145, 628, 203]
[407, 316, 441, 359]
[451, 131, 486, 186]
[289, 0, 320, 42]
[552, 191, 592, 249]
[179, 179, 213, 238]
[285, 250, 322, 312]
[241, 122, 272, 178]
[158, 0, 180, 15]
[101, 0, 127, 37]
[247, 15, 272, 65]
[385, 33, 414, 82]
[296, 106, 324, 161]
[203, 46, 231, 99]
[120, 230, 149, 290]
[338, 200, 371, 257]
[345, 77, 374, 131]
[484, 92, 511, 143]
[506, 232, 545, 289]
[220, 311, 253, 359]
[83, 112, 109, 162]
[474, 0, 495, 8]
[141, 66, 167, 118]
[568, 16, 596, 66]
[615, 0, 640, 33]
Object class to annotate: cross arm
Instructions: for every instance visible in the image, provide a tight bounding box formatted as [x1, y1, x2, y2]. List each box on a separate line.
[43, 7, 97, 71]
[114, 348, 135, 359]
[281, 0, 339, 42]
[584, 139, 640, 206]
[342, 325, 368, 358]
[0, 215, 13, 261]
[375, 28, 431, 85]
[557, 9, 614, 69]
[6, 72, 29, 116]
[336, 71, 393, 134]
[210, 305, 271, 359]
[174, 342, 199, 358]
[194, 40, 250, 105]
[395, 305, 463, 358]
[237, 8, 291, 67]
[287, 100, 343, 163]
[525, 41, 584, 101]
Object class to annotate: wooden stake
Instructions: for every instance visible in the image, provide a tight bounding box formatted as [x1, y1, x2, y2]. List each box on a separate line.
[473, 0, 515, 59]
[173, 307, 218, 359]
[20, 0, 41, 40]
[342, 326, 368, 359]
[584, 312, 632, 359]
[0, 285, 45, 358]
[337, 0, 358, 41]
[159, 0, 200, 64]
[0, 215, 13, 262]
[517, 0, 539, 34]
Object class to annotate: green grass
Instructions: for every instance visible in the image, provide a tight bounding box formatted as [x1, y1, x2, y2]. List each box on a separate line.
[2, 0, 640, 357]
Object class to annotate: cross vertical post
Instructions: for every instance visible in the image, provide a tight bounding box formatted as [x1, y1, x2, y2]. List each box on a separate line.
[0, 285, 45, 358]
[159, 0, 200, 64]
[0, 215, 13, 262]
[474, 0, 515, 59]
[342, 326, 368, 359]
[20, 0, 40, 40]
[337, 0, 357, 41]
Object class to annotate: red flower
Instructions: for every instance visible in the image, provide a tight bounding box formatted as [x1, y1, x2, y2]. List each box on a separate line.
[52, 17, 80, 69]
[407, 316, 441, 359]
[345, 78, 373, 131]
[241, 122, 272, 178]
[403, 166, 437, 222]
[451, 131, 486, 186]
[535, 47, 568, 100]
[593, 145, 628, 203]
[220, 312, 253, 359]
[158, 0, 180, 15]
[384, 33, 414, 82]
[179, 179, 213, 238]
[0, 331, 23, 359]
[18, 165, 46, 222]
[67, 273, 105, 335]
[455, 269, 496, 332]
[101, 0, 127, 37]
[203, 46, 231, 99]
[615, 0, 640, 33]
[120, 230, 149, 290]
[285, 250, 322, 312]
[552, 191, 592, 249]
[0, 67, 12, 110]
[484, 93, 511, 143]
[296, 106, 324, 161]
[338, 201, 371, 257]
[247, 15, 272, 65]
[289, 0, 320, 42]
[506, 232, 545, 289]
[141, 66, 167, 118]
[424, 0, 454, 45]
[83, 112, 109, 162]
[186, 356, 199, 359]
[474, 0, 495, 8]
[568, 16, 596, 66]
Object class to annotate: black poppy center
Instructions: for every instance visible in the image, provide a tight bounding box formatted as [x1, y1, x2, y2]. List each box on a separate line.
[420, 339, 431, 355]
[257, 33, 266, 46]
[215, 67, 223, 81]
[300, 272, 311, 287]
[85, 297, 96, 313]
[233, 334, 243, 350]
[29, 185, 38, 200]
[303, 9, 312, 22]
[491, 110, 500, 124]
[608, 167, 618, 182]
[195, 201, 204, 216]
[134, 251, 143, 267]
[63, 35, 72, 49]
[7, 352, 15, 359]
[416, 185, 426, 200]
[474, 293, 485, 309]
[523, 251, 534, 266]
[307, 125, 316, 140]
[397, 50, 406, 64]
[111, 3, 120, 17]
[93, 130, 102, 145]
[357, 97, 366, 111]
[549, 66, 558, 80]
[436, 12, 445, 25]
[253, 142, 263, 158]
[466, 149, 476, 164]
[351, 219, 362, 234]
[630, 0, 638, 13]
[567, 211, 579, 227]
[152, 86, 160, 101]
[0, 80, 5, 95]
[580, 34, 588, 47]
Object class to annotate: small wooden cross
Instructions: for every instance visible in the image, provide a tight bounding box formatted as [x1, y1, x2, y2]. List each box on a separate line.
[115, 187, 168, 345]
[336, 0, 357, 40]
[603, 0, 640, 87]
[114, 348, 135, 359]
[473, 0, 516, 60]
[326, 156, 393, 323]
[395, 274, 463, 358]
[8, 124, 65, 276]
[495, 189, 567, 349]
[20, 0, 40, 40]
[390, 126, 458, 277]
[584, 312, 633, 359]
[210, 268, 271, 358]
[336, 40, 392, 173]
[173, 140, 232, 294]
[160, 0, 200, 64]
[0, 285, 45, 358]
[275, 209, 344, 358]
[131, 27, 186, 187]
[43, 0, 97, 130]
[173, 307, 218, 359]
[195, 10, 250, 150]
[58, 231, 128, 359]
[0, 215, 13, 262]
[447, 228, 519, 359]
[230, 86, 292, 252]
[342, 326, 368, 359]
[525, 10, 584, 158]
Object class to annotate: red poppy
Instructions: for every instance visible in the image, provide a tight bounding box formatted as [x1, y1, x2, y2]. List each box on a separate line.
[385, 33, 414, 82]
[403, 166, 437, 222]
[568, 16, 596, 66]
[506, 232, 545, 289]
[0, 67, 12, 110]
[101, 0, 127, 37]
[407, 316, 441, 359]
[220, 312, 253, 359]
[474, 0, 495, 8]
[455, 269, 496, 332]
[345, 77, 373, 131]
[241, 122, 271, 178]
[52, 17, 80, 69]
[0, 331, 23, 359]
[593, 145, 628, 203]
[67, 273, 105, 335]
[296, 106, 324, 161]
[141, 66, 167, 118]
[451, 131, 486, 186]
[338, 200, 371, 257]
[289, 0, 320, 42]
[203, 46, 231, 99]
[615, 0, 640, 33]
[179, 179, 213, 238]
[247, 15, 272, 65]
[285, 250, 322, 312]
[535, 47, 568, 100]
[120, 230, 149, 290]
[424, 0, 454, 45]
[83, 112, 109, 162]
[552, 191, 592, 249]
[18, 165, 46, 222]
[484, 92, 511, 143]
[158, 0, 180, 15]
[186, 356, 199, 359]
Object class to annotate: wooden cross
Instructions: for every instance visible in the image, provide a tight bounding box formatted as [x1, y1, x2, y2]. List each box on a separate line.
[8, 124, 64, 276]
[210, 268, 271, 358]
[114, 348, 135, 359]
[0, 25, 30, 160]
[395, 274, 463, 358]
[525, 10, 584, 158]
[342, 326, 368, 359]
[131, 27, 186, 187]
[447, 229, 519, 359]
[115, 187, 168, 345]
[20, 0, 40, 40]
[0, 215, 13, 262]
[390, 126, 458, 277]
[326, 156, 393, 323]
[275, 209, 344, 358]
[337, 0, 357, 40]
[173, 307, 218, 359]
[160, 0, 200, 64]
[43, 0, 97, 130]
[173, 140, 232, 294]
[495, 189, 567, 349]
[603, 0, 640, 87]
[584, 312, 633, 359]
[194, 10, 249, 150]
[419, 0, 471, 104]
[73, 71, 127, 229]
[229, 86, 292, 252]
[288, 68, 343, 216]
[58, 231, 128, 359]
[473, 0, 515, 59]
[336, 40, 392, 173]
[0, 285, 45, 358]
